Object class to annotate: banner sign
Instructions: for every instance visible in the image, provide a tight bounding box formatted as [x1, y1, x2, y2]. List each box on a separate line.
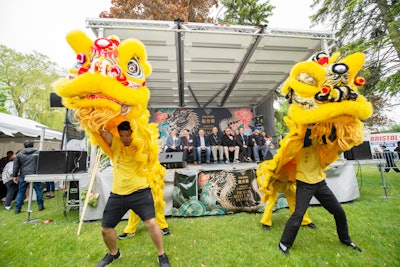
[172, 168, 271, 217]
[152, 108, 255, 139]
[368, 133, 400, 155]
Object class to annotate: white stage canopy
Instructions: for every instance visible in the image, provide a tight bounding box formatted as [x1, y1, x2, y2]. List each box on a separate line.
[0, 113, 62, 140]
[85, 19, 335, 109]
[0, 113, 62, 155]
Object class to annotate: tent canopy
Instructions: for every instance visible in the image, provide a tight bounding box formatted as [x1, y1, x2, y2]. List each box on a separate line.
[0, 113, 62, 140]
[86, 19, 335, 109]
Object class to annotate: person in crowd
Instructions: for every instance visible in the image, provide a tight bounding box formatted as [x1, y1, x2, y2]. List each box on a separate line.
[157, 131, 165, 153]
[236, 128, 252, 162]
[221, 128, 240, 163]
[381, 145, 400, 172]
[0, 151, 14, 172]
[393, 141, 400, 160]
[195, 129, 211, 164]
[181, 129, 197, 165]
[12, 140, 44, 214]
[97, 121, 170, 267]
[45, 182, 55, 198]
[165, 128, 181, 152]
[209, 126, 224, 164]
[2, 153, 18, 210]
[0, 150, 14, 200]
[278, 125, 361, 255]
[251, 129, 269, 163]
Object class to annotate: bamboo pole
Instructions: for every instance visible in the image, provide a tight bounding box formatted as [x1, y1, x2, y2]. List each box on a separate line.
[77, 148, 102, 235]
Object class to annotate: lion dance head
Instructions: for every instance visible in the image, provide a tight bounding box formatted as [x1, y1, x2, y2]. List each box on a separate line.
[256, 51, 373, 202]
[53, 30, 165, 203]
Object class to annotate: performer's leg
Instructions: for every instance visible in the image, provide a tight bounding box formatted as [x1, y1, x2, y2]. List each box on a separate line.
[260, 191, 279, 227]
[284, 183, 312, 225]
[280, 180, 315, 248]
[123, 210, 140, 234]
[314, 180, 351, 244]
[144, 217, 165, 255]
[155, 201, 168, 230]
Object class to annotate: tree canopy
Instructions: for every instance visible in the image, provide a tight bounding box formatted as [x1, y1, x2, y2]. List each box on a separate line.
[218, 0, 275, 25]
[0, 45, 66, 130]
[99, 0, 219, 22]
[311, 0, 400, 128]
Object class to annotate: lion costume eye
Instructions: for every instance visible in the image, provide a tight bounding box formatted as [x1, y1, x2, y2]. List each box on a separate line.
[126, 57, 143, 79]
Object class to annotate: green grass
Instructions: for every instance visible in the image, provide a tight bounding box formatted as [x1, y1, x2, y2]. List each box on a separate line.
[1, 164, 399, 267]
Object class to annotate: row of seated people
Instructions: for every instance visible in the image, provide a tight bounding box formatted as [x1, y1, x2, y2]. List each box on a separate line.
[160, 126, 276, 165]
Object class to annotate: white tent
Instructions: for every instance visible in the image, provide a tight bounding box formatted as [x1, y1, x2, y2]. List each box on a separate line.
[0, 113, 62, 156]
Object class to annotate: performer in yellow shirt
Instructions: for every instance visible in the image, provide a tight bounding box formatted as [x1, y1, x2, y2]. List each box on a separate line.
[278, 126, 362, 255]
[97, 121, 170, 266]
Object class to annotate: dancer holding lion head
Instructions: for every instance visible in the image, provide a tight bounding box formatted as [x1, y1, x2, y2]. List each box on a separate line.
[257, 51, 373, 255]
[54, 30, 170, 267]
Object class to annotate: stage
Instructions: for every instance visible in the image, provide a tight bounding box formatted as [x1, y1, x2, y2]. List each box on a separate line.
[25, 159, 370, 221]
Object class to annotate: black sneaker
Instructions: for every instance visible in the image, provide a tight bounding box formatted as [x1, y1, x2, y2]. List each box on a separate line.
[261, 224, 271, 231]
[305, 223, 317, 229]
[117, 233, 135, 240]
[346, 242, 362, 252]
[158, 253, 170, 267]
[38, 206, 45, 211]
[278, 242, 290, 256]
[96, 249, 121, 267]
[161, 228, 170, 235]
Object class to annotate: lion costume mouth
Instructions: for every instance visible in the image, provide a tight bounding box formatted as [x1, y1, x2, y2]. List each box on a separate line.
[281, 52, 372, 124]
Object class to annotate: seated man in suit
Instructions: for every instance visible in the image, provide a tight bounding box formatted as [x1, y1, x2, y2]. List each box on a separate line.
[209, 126, 224, 164]
[181, 129, 197, 164]
[221, 128, 240, 163]
[251, 129, 269, 162]
[165, 128, 182, 152]
[236, 128, 252, 162]
[195, 129, 211, 164]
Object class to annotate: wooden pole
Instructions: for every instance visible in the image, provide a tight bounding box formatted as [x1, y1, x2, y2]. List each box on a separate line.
[77, 148, 102, 235]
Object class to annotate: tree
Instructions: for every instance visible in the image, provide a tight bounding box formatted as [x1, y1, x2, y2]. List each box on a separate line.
[99, 0, 219, 22]
[218, 0, 275, 25]
[310, 0, 400, 128]
[0, 45, 66, 131]
[274, 96, 289, 137]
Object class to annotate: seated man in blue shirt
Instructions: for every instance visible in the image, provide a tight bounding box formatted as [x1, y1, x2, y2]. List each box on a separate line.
[195, 129, 211, 164]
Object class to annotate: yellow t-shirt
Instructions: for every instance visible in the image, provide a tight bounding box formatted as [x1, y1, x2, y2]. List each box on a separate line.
[295, 145, 326, 184]
[111, 137, 149, 195]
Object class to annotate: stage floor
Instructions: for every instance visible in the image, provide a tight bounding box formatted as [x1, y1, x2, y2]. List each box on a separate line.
[166, 161, 258, 173]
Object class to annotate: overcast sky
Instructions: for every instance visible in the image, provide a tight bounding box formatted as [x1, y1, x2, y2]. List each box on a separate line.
[0, 0, 324, 69]
[1, 1, 398, 124]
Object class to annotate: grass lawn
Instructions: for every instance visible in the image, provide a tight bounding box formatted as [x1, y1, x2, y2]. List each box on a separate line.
[1, 163, 399, 267]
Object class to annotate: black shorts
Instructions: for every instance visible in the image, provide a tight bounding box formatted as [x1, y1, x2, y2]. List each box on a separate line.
[101, 187, 155, 228]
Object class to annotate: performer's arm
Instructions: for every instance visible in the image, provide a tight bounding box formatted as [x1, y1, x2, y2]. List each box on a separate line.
[100, 130, 113, 146]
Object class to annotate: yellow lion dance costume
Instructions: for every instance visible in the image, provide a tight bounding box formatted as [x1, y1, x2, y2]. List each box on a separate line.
[54, 30, 168, 232]
[257, 51, 373, 228]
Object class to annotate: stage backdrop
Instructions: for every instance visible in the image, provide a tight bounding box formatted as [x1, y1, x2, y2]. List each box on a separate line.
[151, 108, 256, 139]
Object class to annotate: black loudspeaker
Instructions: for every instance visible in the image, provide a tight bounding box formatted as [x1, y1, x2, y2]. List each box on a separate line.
[50, 92, 64, 107]
[66, 151, 87, 173]
[344, 141, 372, 160]
[159, 152, 185, 169]
[36, 151, 87, 174]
